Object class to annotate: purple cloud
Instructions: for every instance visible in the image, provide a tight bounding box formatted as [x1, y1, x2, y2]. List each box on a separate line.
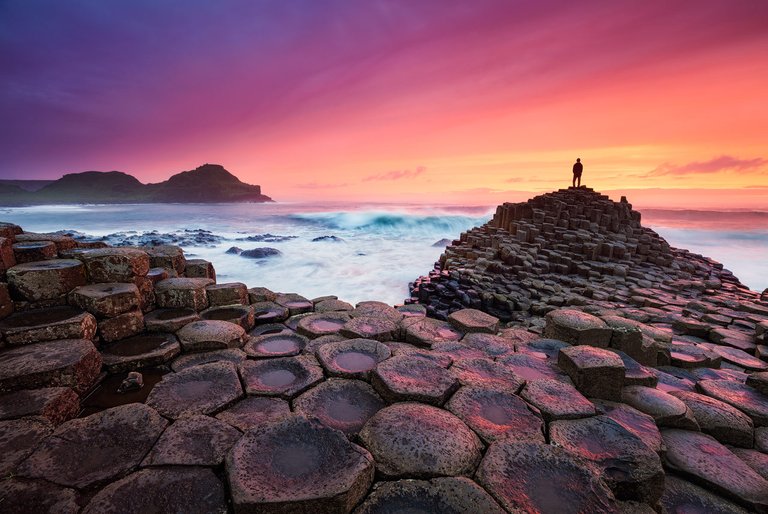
[363, 166, 427, 182]
[645, 156, 768, 177]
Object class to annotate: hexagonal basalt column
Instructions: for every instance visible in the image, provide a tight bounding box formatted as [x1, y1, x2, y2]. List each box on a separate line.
[450, 357, 525, 392]
[341, 315, 399, 341]
[68, 282, 141, 318]
[183, 258, 216, 280]
[244, 332, 308, 358]
[404, 317, 463, 347]
[359, 402, 482, 479]
[275, 293, 314, 316]
[519, 378, 596, 422]
[97, 310, 144, 342]
[448, 308, 499, 334]
[226, 415, 374, 513]
[558, 345, 626, 401]
[372, 355, 458, 405]
[77, 248, 150, 283]
[146, 361, 243, 419]
[316, 338, 391, 380]
[0, 306, 97, 345]
[144, 307, 200, 332]
[239, 356, 324, 399]
[215, 396, 291, 431]
[12, 241, 57, 264]
[0, 339, 101, 394]
[297, 312, 351, 338]
[142, 414, 240, 467]
[155, 277, 213, 311]
[251, 301, 289, 325]
[7, 259, 86, 301]
[0, 387, 79, 425]
[293, 378, 386, 437]
[176, 319, 246, 352]
[543, 309, 612, 347]
[205, 282, 248, 306]
[143, 245, 186, 275]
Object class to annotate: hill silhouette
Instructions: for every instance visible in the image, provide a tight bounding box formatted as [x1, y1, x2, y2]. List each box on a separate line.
[0, 164, 272, 205]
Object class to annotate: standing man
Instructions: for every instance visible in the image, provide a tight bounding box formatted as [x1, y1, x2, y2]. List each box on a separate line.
[572, 158, 583, 187]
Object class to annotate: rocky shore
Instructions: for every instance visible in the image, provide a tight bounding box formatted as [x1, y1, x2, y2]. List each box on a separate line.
[1, 187, 767, 513]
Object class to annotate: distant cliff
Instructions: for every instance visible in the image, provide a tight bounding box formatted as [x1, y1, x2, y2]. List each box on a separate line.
[0, 164, 273, 205]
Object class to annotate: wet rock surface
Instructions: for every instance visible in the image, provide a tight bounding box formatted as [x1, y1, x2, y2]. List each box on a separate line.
[2, 188, 768, 512]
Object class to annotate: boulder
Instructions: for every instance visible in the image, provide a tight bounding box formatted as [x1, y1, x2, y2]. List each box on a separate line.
[0, 479, 79, 514]
[275, 292, 314, 315]
[227, 415, 374, 513]
[341, 315, 399, 341]
[170, 348, 246, 372]
[404, 317, 463, 346]
[176, 319, 246, 352]
[251, 301, 290, 324]
[359, 402, 482, 478]
[660, 475, 750, 514]
[143, 245, 186, 274]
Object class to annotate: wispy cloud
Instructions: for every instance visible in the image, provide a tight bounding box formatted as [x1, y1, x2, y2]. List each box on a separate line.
[363, 166, 426, 182]
[505, 177, 525, 183]
[644, 155, 768, 177]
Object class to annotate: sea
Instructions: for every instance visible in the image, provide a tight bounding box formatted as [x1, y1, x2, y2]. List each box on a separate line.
[1, 203, 766, 305]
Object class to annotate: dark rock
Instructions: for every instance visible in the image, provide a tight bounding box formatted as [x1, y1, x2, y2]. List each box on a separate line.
[698, 379, 768, 426]
[239, 355, 324, 399]
[0, 418, 53, 475]
[520, 378, 596, 421]
[0, 387, 79, 425]
[297, 311, 352, 338]
[0, 479, 79, 514]
[544, 309, 612, 347]
[0, 306, 97, 345]
[341, 315, 399, 341]
[226, 246, 243, 254]
[558, 345, 626, 401]
[670, 390, 754, 447]
[244, 332, 308, 358]
[176, 319, 246, 352]
[68, 282, 141, 318]
[143, 414, 241, 466]
[215, 396, 291, 431]
[371, 354, 458, 405]
[451, 357, 525, 391]
[660, 475, 750, 514]
[312, 235, 344, 242]
[77, 248, 150, 283]
[622, 385, 699, 429]
[448, 308, 499, 334]
[240, 247, 282, 258]
[171, 348, 247, 372]
[154, 277, 213, 311]
[97, 309, 144, 342]
[117, 371, 144, 393]
[7, 259, 86, 301]
[144, 307, 200, 332]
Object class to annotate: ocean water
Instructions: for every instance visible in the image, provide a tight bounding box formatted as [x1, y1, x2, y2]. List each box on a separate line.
[1, 203, 765, 304]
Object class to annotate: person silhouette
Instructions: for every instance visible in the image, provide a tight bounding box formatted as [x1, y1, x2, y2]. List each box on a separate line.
[572, 158, 583, 187]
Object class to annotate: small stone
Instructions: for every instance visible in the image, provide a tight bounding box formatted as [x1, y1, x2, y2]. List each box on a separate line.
[448, 308, 500, 334]
[446, 386, 544, 444]
[549, 415, 665, 503]
[68, 282, 140, 318]
[544, 309, 612, 347]
[227, 415, 374, 514]
[82, 467, 227, 514]
[176, 319, 246, 352]
[669, 390, 754, 447]
[371, 354, 459, 405]
[0, 338, 101, 394]
[17, 403, 168, 489]
[117, 371, 144, 393]
[316, 338, 391, 379]
[558, 345, 626, 401]
[215, 396, 291, 431]
[239, 356, 324, 399]
[360, 402, 482, 478]
[7, 259, 86, 301]
[143, 414, 241, 466]
[476, 441, 619, 513]
[520, 378, 596, 421]
[154, 277, 214, 311]
[0, 306, 97, 345]
[662, 429, 768, 510]
[353, 477, 505, 514]
[146, 361, 243, 419]
[293, 378, 386, 437]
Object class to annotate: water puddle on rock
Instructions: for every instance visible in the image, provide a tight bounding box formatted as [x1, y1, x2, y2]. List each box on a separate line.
[261, 369, 297, 387]
[334, 352, 376, 372]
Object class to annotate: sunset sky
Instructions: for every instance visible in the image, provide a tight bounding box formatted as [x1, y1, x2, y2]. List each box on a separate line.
[1, 0, 767, 207]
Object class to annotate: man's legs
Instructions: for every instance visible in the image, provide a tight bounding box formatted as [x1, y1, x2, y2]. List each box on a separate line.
[577, 174, 581, 187]
[572, 174, 577, 187]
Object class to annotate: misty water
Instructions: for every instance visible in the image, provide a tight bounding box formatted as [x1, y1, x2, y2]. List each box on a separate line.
[1, 203, 766, 304]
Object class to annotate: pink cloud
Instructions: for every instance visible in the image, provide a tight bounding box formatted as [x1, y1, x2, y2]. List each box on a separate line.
[363, 166, 427, 182]
[644, 156, 768, 177]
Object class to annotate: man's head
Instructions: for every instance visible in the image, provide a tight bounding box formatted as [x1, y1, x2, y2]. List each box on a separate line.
[576, 158, 580, 162]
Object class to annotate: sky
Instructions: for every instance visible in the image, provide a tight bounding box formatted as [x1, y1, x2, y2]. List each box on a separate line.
[1, 0, 767, 207]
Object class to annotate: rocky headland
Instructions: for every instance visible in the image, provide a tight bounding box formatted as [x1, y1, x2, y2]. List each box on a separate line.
[0, 164, 272, 206]
[0, 187, 767, 513]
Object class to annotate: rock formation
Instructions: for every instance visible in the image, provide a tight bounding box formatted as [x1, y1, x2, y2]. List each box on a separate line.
[0, 164, 272, 206]
[1, 187, 767, 512]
